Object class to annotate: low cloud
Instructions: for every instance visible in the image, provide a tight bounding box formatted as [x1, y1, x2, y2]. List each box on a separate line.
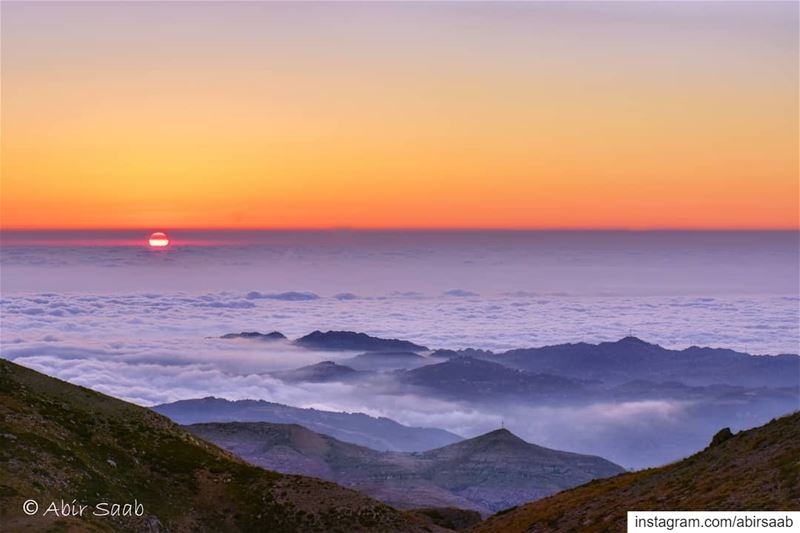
[443, 289, 479, 298]
[246, 291, 320, 301]
[333, 293, 359, 300]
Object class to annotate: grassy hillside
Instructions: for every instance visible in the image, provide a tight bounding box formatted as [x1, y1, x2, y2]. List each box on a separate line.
[472, 412, 800, 533]
[0, 360, 441, 532]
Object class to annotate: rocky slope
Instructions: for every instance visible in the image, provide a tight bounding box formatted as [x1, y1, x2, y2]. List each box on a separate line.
[0, 360, 443, 533]
[471, 412, 800, 532]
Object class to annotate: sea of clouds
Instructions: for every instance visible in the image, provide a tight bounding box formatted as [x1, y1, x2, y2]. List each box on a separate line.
[1, 231, 798, 467]
[2, 289, 797, 468]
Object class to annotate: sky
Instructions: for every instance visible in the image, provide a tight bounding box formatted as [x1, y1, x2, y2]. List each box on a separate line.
[1, 1, 798, 230]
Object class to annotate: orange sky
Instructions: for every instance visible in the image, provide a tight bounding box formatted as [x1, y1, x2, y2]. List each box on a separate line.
[1, 2, 798, 230]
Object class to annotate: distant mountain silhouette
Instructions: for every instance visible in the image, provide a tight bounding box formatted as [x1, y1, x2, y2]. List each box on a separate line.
[430, 348, 494, 359]
[217, 332, 797, 388]
[343, 351, 429, 371]
[200, 332, 796, 468]
[153, 396, 460, 452]
[442, 337, 799, 387]
[400, 356, 587, 401]
[295, 330, 429, 352]
[187, 422, 625, 516]
[220, 331, 287, 341]
[473, 411, 800, 532]
[271, 361, 366, 383]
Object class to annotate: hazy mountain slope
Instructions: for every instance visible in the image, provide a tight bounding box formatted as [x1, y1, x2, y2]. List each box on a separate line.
[153, 396, 461, 452]
[0, 360, 442, 533]
[400, 357, 587, 401]
[187, 422, 625, 516]
[471, 412, 800, 533]
[497, 336, 800, 387]
[343, 351, 430, 371]
[271, 361, 367, 383]
[186, 422, 384, 481]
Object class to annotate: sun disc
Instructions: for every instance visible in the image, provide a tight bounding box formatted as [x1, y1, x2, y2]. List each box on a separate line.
[148, 231, 170, 247]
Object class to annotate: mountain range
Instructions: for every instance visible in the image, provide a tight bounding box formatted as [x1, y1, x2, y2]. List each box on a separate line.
[153, 396, 462, 452]
[185, 421, 625, 516]
[2, 356, 797, 532]
[438, 336, 799, 387]
[222, 329, 799, 388]
[210, 330, 798, 467]
[399, 356, 588, 401]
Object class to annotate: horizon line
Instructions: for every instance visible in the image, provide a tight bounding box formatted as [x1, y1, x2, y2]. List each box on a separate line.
[1, 226, 799, 233]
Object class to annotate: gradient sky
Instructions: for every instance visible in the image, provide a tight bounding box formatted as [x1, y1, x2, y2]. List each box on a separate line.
[1, 1, 798, 230]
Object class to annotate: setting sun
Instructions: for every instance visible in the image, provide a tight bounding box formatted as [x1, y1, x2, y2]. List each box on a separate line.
[0, 3, 797, 531]
[148, 232, 170, 248]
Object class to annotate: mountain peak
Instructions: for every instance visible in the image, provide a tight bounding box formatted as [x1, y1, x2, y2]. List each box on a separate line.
[310, 360, 341, 367]
[433, 427, 531, 452]
[616, 336, 651, 345]
[477, 427, 527, 443]
[295, 330, 429, 352]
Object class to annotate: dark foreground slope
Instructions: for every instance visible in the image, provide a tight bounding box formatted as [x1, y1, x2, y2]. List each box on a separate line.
[187, 422, 624, 516]
[472, 412, 800, 533]
[0, 360, 441, 533]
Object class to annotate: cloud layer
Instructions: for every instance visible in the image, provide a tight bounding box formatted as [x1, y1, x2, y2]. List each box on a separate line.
[1, 291, 796, 354]
[1, 235, 797, 468]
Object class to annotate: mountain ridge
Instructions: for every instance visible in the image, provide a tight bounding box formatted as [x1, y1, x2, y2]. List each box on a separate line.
[295, 330, 429, 352]
[400, 356, 588, 401]
[187, 420, 625, 516]
[153, 396, 461, 452]
[436, 336, 799, 387]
